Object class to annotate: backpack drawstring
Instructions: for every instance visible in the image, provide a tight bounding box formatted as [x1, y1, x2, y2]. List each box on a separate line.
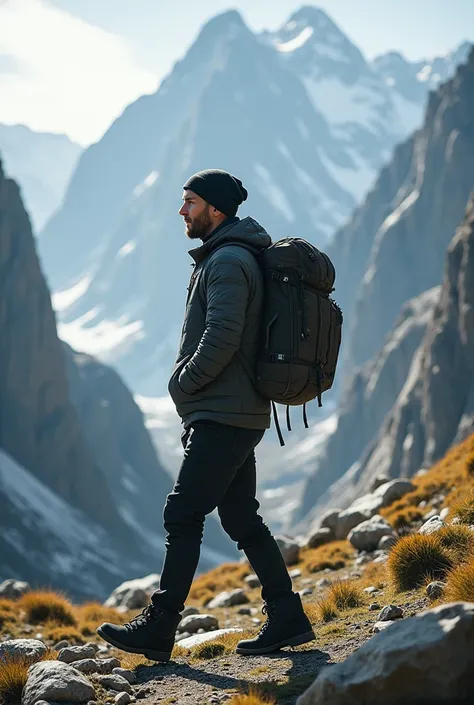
[303, 403, 309, 429]
[272, 401, 285, 447]
[286, 405, 292, 432]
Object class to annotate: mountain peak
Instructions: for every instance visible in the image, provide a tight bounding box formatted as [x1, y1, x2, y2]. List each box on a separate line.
[199, 8, 248, 37]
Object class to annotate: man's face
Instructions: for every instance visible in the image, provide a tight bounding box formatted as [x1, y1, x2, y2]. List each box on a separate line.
[178, 190, 213, 240]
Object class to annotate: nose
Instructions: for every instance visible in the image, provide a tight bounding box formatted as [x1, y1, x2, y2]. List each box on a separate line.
[179, 204, 187, 216]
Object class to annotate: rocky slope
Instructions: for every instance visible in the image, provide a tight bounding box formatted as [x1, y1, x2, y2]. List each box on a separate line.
[38, 9, 467, 395]
[295, 48, 474, 526]
[0, 123, 81, 231]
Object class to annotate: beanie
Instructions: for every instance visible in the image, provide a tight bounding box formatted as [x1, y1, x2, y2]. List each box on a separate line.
[183, 169, 248, 217]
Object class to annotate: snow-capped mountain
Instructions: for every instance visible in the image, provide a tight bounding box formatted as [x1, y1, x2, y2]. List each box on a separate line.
[38, 7, 468, 396]
[0, 123, 81, 231]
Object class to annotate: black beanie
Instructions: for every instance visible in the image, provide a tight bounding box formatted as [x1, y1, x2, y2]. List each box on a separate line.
[183, 169, 248, 217]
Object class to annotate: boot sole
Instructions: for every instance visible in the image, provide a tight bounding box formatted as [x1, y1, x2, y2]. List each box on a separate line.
[235, 629, 316, 655]
[96, 626, 172, 662]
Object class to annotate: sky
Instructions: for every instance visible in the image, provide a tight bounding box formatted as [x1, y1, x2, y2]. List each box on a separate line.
[0, 0, 473, 145]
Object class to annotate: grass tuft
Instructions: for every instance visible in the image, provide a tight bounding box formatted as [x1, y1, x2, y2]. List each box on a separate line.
[18, 591, 76, 626]
[303, 541, 353, 574]
[43, 623, 86, 644]
[315, 598, 339, 622]
[464, 452, 474, 477]
[437, 524, 474, 562]
[0, 650, 56, 705]
[191, 641, 226, 660]
[228, 690, 276, 705]
[445, 556, 474, 602]
[451, 494, 474, 526]
[388, 533, 453, 591]
[327, 580, 364, 611]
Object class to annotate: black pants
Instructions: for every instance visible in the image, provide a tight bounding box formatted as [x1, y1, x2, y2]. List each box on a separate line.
[151, 420, 293, 613]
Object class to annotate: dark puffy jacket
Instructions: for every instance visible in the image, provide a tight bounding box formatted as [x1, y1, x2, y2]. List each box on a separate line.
[168, 216, 272, 429]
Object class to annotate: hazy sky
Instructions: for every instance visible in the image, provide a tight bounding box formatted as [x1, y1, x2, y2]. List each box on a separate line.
[0, 0, 472, 145]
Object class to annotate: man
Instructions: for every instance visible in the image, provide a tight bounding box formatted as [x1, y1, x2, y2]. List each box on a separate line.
[98, 169, 315, 661]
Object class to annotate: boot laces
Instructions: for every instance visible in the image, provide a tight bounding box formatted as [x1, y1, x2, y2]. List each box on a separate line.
[125, 604, 162, 631]
[259, 601, 277, 633]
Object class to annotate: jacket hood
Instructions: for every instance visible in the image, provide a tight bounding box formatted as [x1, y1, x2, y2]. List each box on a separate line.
[189, 217, 272, 263]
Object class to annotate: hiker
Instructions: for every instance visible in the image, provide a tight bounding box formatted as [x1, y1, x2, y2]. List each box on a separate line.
[97, 169, 315, 661]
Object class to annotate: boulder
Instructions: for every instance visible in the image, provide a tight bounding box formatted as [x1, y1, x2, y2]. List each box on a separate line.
[372, 620, 397, 633]
[335, 494, 383, 539]
[112, 667, 137, 684]
[0, 579, 30, 600]
[57, 645, 97, 664]
[178, 628, 243, 649]
[244, 574, 261, 589]
[23, 660, 95, 705]
[348, 515, 395, 551]
[306, 527, 333, 549]
[95, 674, 133, 694]
[419, 515, 445, 535]
[426, 581, 447, 600]
[275, 535, 300, 565]
[319, 509, 342, 534]
[379, 604, 404, 621]
[297, 603, 474, 705]
[372, 480, 415, 506]
[378, 534, 397, 551]
[104, 574, 161, 609]
[181, 606, 200, 618]
[0, 639, 46, 662]
[206, 589, 249, 609]
[177, 614, 218, 635]
[370, 475, 390, 492]
[115, 693, 132, 705]
[72, 657, 121, 674]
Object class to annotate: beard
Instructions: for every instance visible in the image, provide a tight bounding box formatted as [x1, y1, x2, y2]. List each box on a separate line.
[185, 206, 213, 240]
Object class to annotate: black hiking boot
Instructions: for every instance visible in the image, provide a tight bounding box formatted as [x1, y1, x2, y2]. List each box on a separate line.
[97, 604, 181, 662]
[236, 592, 315, 655]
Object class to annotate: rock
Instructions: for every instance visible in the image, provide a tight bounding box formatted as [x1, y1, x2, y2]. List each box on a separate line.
[57, 645, 97, 663]
[369, 603, 380, 611]
[373, 552, 389, 563]
[379, 605, 404, 621]
[175, 632, 191, 642]
[0, 578, 30, 600]
[426, 581, 446, 600]
[348, 515, 395, 551]
[23, 660, 95, 705]
[419, 515, 445, 535]
[244, 574, 261, 588]
[178, 628, 243, 649]
[289, 569, 302, 579]
[177, 614, 219, 635]
[319, 509, 342, 534]
[297, 603, 474, 705]
[378, 534, 397, 551]
[73, 657, 121, 674]
[95, 674, 133, 694]
[275, 535, 300, 565]
[115, 693, 132, 705]
[237, 607, 252, 616]
[316, 578, 331, 589]
[207, 588, 249, 609]
[363, 586, 377, 594]
[53, 640, 70, 651]
[299, 588, 314, 596]
[84, 642, 100, 653]
[370, 475, 390, 492]
[306, 527, 333, 549]
[113, 668, 137, 684]
[104, 574, 161, 610]
[439, 507, 450, 521]
[335, 494, 383, 539]
[423, 508, 439, 521]
[0, 638, 47, 662]
[372, 620, 397, 633]
[181, 606, 200, 618]
[372, 480, 415, 506]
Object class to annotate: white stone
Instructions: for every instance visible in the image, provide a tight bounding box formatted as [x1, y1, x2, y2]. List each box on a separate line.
[372, 620, 397, 633]
[372, 480, 415, 506]
[419, 515, 445, 535]
[207, 588, 249, 609]
[306, 527, 333, 549]
[318, 509, 342, 533]
[378, 534, 397, 551]
[178, 628, 243, 649]
[112, 668, 137, 684]
[0, 638, 46, 661]
[297, 603, 474, 705]
[244, 574, 261, 589]
[58, 644, 97, 664]
[23, 660, 95, 705]
[115, 693, 132, 705]
[72, 657, 120, 674]
[104, 574, 161, 609]
[379, 604, 404, 621]
[289, 569, 302, 579]
[0, 579, 30, 600]
[348, 515, 395, 551]
[178, 614, 219, 634]
[96, 674, 133, 694]
[439, 507, 450, 521]
[335, 494, 383, 538]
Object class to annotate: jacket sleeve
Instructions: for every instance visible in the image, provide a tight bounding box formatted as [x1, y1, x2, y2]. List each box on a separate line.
[178, 252, 251, 394]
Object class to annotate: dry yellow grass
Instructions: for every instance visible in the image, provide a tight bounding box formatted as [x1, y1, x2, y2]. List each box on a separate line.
[0, 650, 57, 705]
[74, 601, 122, 625]
[188, 563, 251, 605]
[437, 524, 474, 562]
[388, 534, 453, 592]
[327, 580, 364, 611]
[450, 493, 474, 525]
[381, 433, 474, 527]
[0, 600, 17, 631]
[464, 451, 474, 477]
[43, 623, 86, 645]
[228, 691, 275, 705]
[315, 598, 339, 622]
[18, 591, 76, 627]
[302, 540, 353, 574]
[445, 557, 474, 602]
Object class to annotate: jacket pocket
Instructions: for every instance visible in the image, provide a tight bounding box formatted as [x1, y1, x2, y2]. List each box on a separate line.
[168, 355, 193, 404]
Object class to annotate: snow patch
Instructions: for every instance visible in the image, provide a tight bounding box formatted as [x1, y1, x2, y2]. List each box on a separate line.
[52, 275, 91, 312]
[133, 170, 159, 197]
[319, 148, 376, 202]
[253, 163, 295, 222]
[275, 26, 313, 53]
[58, 313, 144, 361]
[118, 240, 137, 258]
